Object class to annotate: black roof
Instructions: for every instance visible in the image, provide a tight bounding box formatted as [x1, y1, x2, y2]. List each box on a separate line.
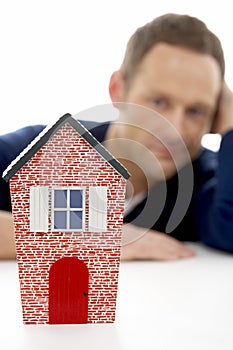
[3, 113, 130, 181]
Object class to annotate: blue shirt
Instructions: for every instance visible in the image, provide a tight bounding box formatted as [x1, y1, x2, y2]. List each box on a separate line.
[1, 121, 233, 253]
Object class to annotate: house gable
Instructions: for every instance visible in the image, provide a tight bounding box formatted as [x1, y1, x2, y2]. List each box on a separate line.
[2, 113, 130, 182]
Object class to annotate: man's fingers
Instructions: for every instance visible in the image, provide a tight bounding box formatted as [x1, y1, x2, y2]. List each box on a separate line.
[121, 229, 196, 261]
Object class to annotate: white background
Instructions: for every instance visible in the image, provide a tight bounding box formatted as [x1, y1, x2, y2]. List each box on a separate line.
[1, 0, 232, 151]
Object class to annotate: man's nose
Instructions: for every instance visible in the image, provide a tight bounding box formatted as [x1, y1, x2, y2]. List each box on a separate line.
[166, 107, 185, 135]
[155, 107, 186, 145]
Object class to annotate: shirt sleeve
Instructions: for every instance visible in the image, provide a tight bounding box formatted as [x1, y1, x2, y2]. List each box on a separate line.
[0, 125, 45, 211]
[194, 130, 233, 252]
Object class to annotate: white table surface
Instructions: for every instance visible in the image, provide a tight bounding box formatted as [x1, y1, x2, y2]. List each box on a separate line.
[1, 242, 233, 350]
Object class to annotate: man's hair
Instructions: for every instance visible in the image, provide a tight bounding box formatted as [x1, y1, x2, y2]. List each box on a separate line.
[120, 13, 225, 86]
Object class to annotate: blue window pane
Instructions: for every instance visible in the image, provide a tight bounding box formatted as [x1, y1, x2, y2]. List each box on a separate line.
[70, 190, 83, 208]
[54, 190, 67, 208]
[54, 211, 67, 229]
[70, 211, 83, 229]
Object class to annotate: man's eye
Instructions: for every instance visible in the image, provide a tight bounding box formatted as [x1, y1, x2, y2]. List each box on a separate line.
[187, 108, 203, 117]
[152, 98, 166, 107]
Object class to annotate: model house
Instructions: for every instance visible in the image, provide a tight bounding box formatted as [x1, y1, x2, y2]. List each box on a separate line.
[3, 113, 130, 324]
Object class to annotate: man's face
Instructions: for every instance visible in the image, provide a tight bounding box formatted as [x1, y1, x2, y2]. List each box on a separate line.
[112, 43, 222, 180]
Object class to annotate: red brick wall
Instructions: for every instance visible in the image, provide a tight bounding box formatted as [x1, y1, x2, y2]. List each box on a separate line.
[9, 123, 127, 324]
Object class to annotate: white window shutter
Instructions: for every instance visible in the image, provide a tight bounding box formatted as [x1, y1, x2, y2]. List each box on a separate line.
[89, 186, 107, 232]
[30, 186, 48, 232]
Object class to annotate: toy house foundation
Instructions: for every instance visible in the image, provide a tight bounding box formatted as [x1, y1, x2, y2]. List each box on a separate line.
[3, 114, 129, 324]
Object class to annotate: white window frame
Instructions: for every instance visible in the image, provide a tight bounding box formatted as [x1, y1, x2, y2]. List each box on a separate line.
[51, 187, 85, 232]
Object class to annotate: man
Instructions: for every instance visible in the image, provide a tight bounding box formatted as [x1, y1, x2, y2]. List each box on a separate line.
[1, 13, 233, 260]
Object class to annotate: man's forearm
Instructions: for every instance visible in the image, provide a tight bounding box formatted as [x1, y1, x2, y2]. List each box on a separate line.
[194, 129, 233, 252]
[0, 211, 16, 259]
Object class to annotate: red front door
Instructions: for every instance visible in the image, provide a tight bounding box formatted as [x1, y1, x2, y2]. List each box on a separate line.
[49, 257, 88, 324]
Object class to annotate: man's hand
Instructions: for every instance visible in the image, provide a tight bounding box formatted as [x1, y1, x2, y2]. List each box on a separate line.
[121, 223, 195, 261]
[0, 211, 16, 259]
[211, 82, 233, 135]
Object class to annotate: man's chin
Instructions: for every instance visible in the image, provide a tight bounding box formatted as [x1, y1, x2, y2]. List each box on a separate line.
[157, 158, 191, 181]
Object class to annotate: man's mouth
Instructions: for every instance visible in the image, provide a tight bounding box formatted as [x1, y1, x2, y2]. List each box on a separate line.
[148, 145, 173, 159]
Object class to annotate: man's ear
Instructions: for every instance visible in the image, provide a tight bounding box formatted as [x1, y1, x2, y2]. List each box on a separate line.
[109, 70, 125, 103]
